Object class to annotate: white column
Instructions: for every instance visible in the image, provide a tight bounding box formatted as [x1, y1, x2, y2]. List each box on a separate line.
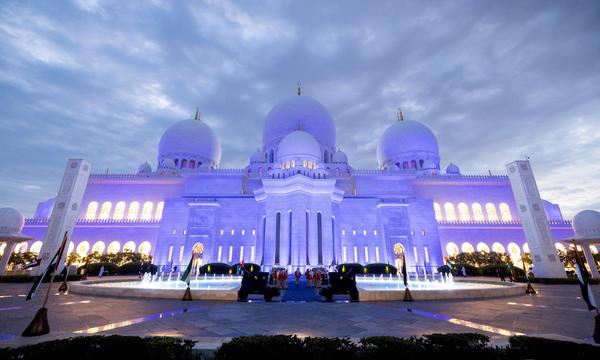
[0, 242, 17, 275]
[582, 244, 600, 279]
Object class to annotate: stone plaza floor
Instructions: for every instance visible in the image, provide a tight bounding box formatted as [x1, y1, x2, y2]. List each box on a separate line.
[0, 278, 598, 349]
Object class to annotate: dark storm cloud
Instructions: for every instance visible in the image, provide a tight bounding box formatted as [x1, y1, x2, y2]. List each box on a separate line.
[0, 0, 598, 217]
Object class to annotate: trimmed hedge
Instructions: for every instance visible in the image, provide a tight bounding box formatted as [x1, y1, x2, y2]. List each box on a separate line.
[80, 262, 119, 276]
[2, 334, 600, 360]
[0, 335, 196, 360]
[0, 274, 82, 283]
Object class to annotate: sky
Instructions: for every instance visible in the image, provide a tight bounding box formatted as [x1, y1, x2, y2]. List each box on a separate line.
[0, 0, 599, 218]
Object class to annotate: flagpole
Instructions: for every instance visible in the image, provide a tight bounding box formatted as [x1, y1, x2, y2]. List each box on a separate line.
[22, 231, 69, 337]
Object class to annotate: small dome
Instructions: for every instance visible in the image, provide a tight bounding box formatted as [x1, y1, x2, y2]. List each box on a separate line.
[0, 207, 25, 234]
[138, 161, 152, 174]
[158, 119, 221, 168]
[572, 210, 600, 239]
[332, 150, 348, 164]
[377, 120, 439, 168]
[263, 96, 336, 148]
[423, 159, 437, 170]
[276, 130, 321, 161]
[160, 158, 176, 169]
[446, 163, 460, 175]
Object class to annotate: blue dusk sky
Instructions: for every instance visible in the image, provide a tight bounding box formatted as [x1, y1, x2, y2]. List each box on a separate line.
[0, 0, 599, 217]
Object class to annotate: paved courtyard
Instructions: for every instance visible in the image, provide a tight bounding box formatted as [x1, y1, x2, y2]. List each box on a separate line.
[0, 279, 598, 349]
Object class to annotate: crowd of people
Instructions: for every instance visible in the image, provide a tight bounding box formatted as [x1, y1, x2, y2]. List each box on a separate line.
[269, 267, 327, 289]
[270, 268, 289, 288]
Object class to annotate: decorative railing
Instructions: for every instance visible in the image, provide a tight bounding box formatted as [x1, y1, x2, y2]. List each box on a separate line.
[211, 168, 245, 173]
[351, 169, 509, 180]
[437, 219, 572, 226]
[25, 217, 160, 225]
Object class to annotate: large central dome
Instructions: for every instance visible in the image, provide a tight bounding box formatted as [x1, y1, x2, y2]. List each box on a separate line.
[262, 96, 336, 149]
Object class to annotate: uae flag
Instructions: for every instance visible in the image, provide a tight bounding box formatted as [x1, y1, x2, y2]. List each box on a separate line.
[574, 247, 598, 311]
[401, 252, 409, 287]
[26, 232, 69, 301]
[180, 253, 195, 284]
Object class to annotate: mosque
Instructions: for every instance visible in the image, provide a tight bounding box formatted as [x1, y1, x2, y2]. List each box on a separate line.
[1, 89, 592, 275]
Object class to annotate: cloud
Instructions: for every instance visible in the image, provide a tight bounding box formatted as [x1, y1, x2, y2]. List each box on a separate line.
[0, 0, 599, 219]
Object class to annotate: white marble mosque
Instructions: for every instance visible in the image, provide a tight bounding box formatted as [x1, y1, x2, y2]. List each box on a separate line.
[1, 90, 599, 277]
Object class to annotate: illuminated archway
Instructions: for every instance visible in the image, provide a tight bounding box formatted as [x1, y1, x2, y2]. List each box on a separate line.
[30, 241, 43, 255]
[76, 241, 90, 257]
[123, 241, 136, 252]
[461, 242, 474, 253]
[107, 241, 120, 254]
[492, 242, 505, 253]
[476, 242, 489, 252]
[138, 241, 151, 255]
[92, 241, 105, 254]
[446, 242, 459, 257]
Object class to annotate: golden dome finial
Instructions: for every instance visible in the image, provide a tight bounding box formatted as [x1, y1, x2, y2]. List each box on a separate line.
[296, 81, 302, 96]
[397, 108, 404, 122]
[194, 107, 200, 121]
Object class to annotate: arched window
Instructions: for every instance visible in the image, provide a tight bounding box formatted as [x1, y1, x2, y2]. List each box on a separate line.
[123, 241, 136, 252]
[15, 242, 28, 253]
[353, 246, 358, 263]
[523, 243, 530, 253]
[99, 201, 112, 220]
[446, 242, 459, 256]
[107, 241, 120, 254]
[67, 241, 75, 254]
[85, 202, 98, 220]
[92, 241, 105, 254]
[458, 202, 470, 221]
[127, 202, 139, 220]
[189, 160, 195, 169]
[324, 150, 328, 162]
[433, 202, 443, 221]
[461, 242, 474, 253]
[499, 203, 512, 221]
[364, 246, 369, 263]
[444, 203, 457, 221]
[30, 241, 43, 255]
[138, 241, 151, 255]
[508, 242, 520, 257]
[174, 159, 179, 167]
[113, 202, 126, 220]
[181, 159, 187, 168]
[476, 242, 489, 252]
[411, 160, 417, 169]
[269, 150, 274, 163]
[155, 201, 164, 220]
[492, 242, 505, 253]
[0, 243, 6, 256]
[141, 201, 153, 220]
[486, 203, 498, 221]
[76, 241, 90, 257]
[555, 242, 567, 252]
[472, 203, 484, 221]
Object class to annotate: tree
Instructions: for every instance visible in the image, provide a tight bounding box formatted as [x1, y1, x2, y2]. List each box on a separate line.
[449, 251, 513, 267]
[8, 251, 38, 267]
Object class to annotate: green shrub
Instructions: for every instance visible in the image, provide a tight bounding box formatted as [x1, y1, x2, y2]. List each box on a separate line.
[359, 336, 425, 359]
[0, 274, 81, 283]
[509, 335, 600, 359]
[303, 337, 358, 360]
[118, 262, 155, 275]
[80, 262, 119, 276]
[0, 335, 196, 360]
[214, 335, 304, 360]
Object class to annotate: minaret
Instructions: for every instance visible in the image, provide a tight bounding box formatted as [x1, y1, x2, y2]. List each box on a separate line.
[296, 81, 301, 96]
[506, 160, 566, 278]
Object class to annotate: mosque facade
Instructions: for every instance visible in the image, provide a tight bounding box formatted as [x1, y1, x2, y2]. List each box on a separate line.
[6, 93, 579, 273]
